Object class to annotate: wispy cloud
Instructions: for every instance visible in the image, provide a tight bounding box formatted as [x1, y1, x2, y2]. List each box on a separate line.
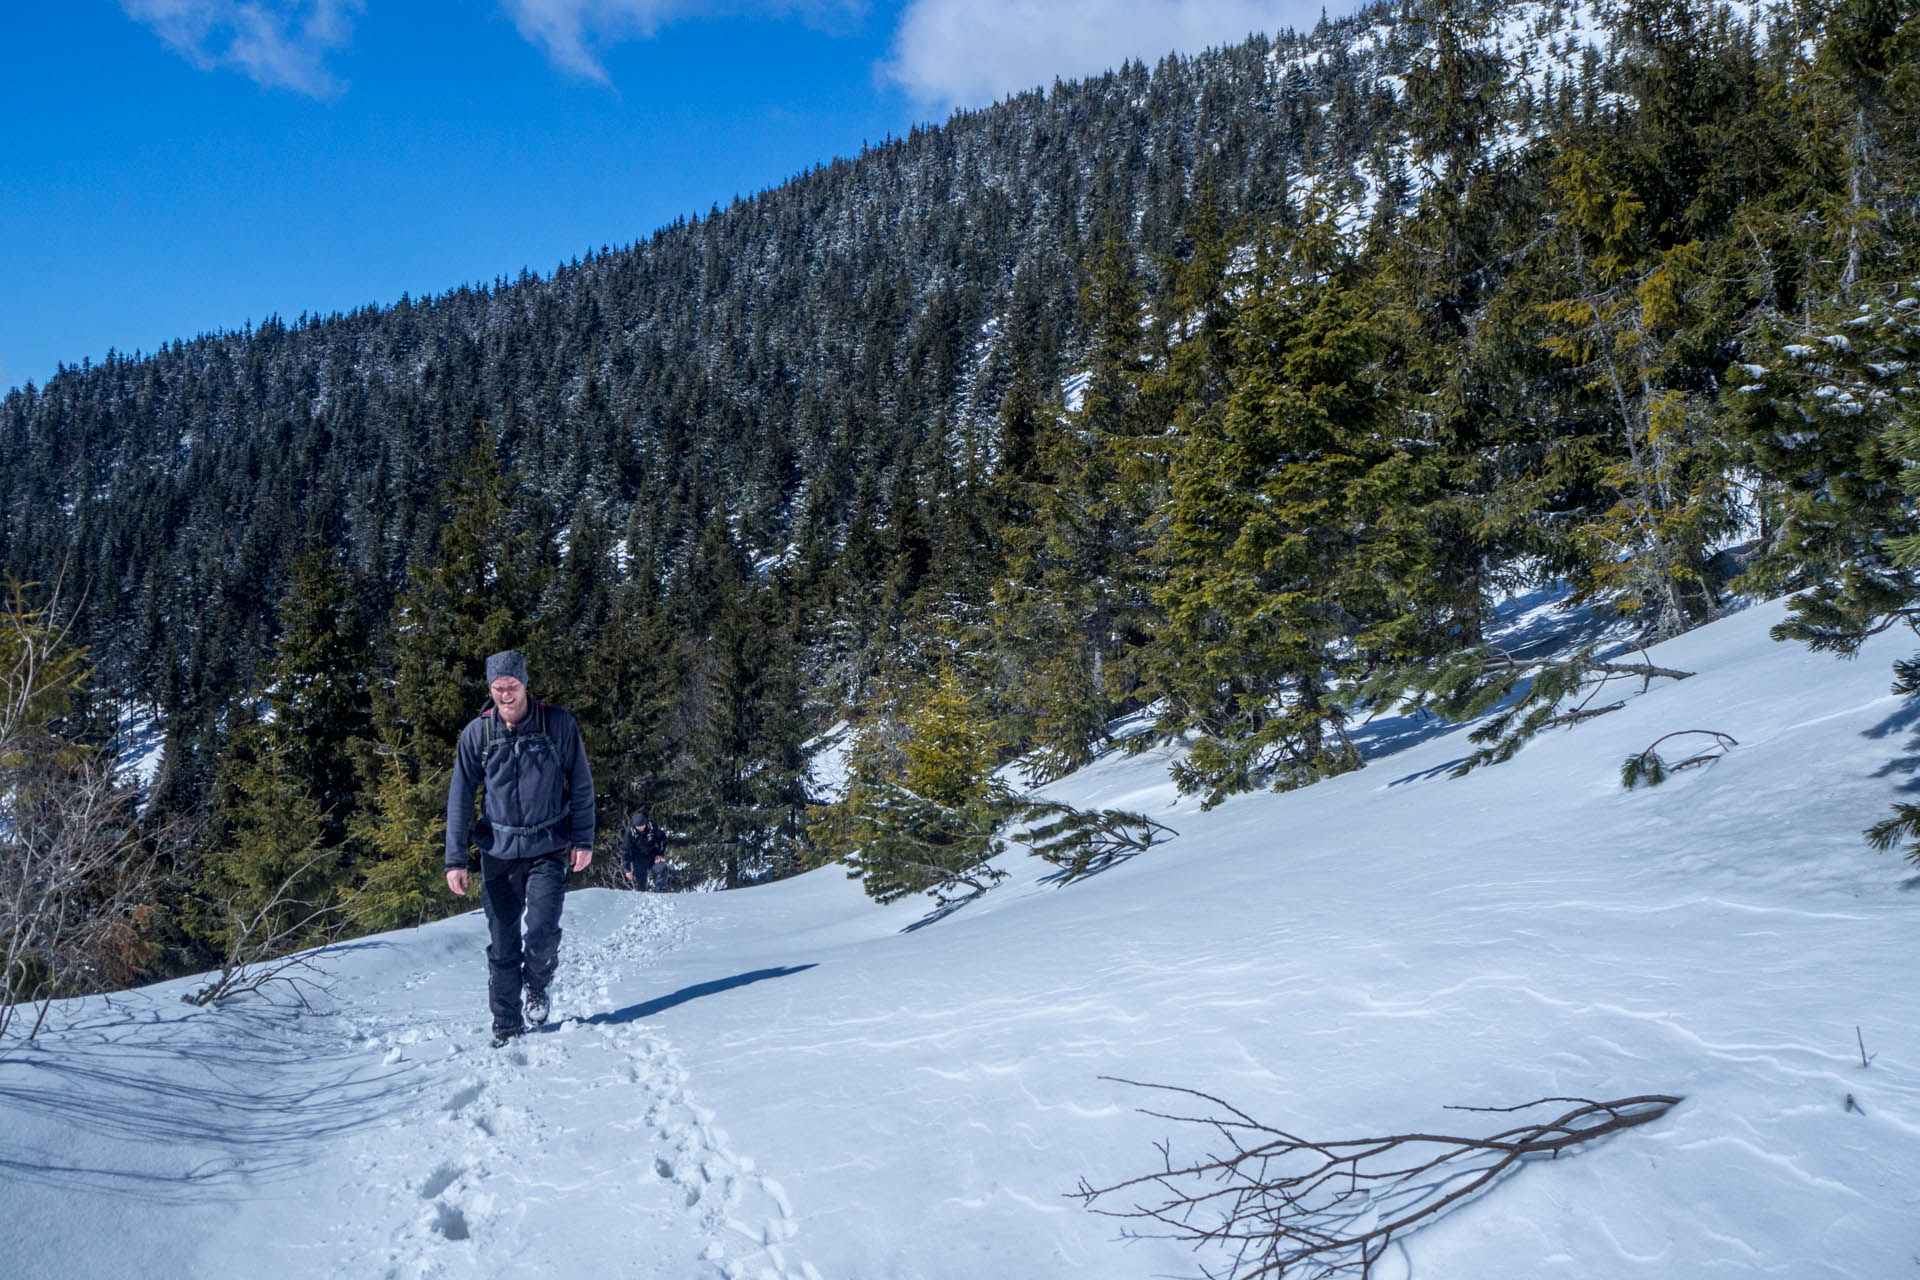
[121, 0, 362, 96]
[120, 0, 362, 96]
[883, 0, 1325, 112]
[501, 0, 864, 83]
[499, 0, 683, 82]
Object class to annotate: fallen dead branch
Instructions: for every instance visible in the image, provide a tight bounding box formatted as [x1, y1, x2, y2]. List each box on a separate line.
[181, 865, 341, 1010]
[1075, 1081, 1682, 1279]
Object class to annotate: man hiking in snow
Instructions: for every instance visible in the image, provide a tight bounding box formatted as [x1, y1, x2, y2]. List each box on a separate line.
[444, 650, 596, 1047]
[620, 810, 668, 889]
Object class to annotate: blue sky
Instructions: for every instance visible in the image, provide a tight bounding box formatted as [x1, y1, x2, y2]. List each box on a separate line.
[2, 1, 1342, 395]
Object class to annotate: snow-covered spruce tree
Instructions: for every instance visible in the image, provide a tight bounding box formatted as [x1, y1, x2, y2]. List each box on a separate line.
[1728, 0, 1920, 641]
[1860, 294, 1920, 864]
[1739, 285, 1920, 862]
[814, 668, 1013, 906]
[1731, 283, 1920, 648]
[1722, 2, 1920, 861]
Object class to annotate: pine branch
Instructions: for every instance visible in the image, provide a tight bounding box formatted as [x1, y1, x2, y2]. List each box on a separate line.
[1016, 798, 1179, 880]
[1620, 730, 1737, 789]
[1365, 643, 1693, 779]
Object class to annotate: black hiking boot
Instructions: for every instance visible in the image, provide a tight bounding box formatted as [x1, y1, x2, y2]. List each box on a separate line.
[491, 1025, 525, 1049]
[525, 988, 550, 1028]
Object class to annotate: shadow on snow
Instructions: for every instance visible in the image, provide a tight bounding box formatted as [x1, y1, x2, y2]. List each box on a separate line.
[576, 965, 818, 1027]
[0, 1000, 421, 1200]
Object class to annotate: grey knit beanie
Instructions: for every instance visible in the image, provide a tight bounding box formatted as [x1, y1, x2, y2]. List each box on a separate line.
[485, 649, 530, 687]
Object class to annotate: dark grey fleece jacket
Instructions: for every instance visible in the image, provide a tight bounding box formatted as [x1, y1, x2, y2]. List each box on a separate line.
[444, 702, 595, 870]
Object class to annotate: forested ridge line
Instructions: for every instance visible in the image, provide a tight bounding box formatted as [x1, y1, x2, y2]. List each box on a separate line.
[1, 10, 1382, 728]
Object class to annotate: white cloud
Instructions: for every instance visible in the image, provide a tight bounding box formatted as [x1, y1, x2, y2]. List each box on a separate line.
[501, 0, 863, 83]
[883, 0, 1329, 111]
[499, 0, 683, 82]
[121, 0, 361, 96]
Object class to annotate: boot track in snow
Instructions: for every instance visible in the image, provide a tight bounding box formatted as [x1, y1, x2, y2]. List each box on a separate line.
[333, 895, 815, 1280]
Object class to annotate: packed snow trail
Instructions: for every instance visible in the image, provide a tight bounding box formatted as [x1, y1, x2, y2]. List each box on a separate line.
[307, 894, 815, 1280]
[2, 893, 819, 1280]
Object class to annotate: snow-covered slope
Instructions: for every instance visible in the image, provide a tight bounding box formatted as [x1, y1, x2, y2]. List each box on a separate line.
[4, 596, 1917, 1279]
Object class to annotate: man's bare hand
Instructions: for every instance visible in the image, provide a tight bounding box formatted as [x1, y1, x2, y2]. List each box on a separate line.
[570, 848, 593, 873]
[446, 868, 469, 896]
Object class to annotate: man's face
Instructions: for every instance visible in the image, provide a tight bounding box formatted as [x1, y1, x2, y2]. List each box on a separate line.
[490, 676, 529, 721]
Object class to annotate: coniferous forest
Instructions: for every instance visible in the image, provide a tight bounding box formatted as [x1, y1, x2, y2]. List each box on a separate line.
[5, 0, 1920, 994]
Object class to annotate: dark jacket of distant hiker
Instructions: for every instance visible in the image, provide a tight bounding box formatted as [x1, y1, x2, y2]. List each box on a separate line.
[445, 702, 596, 869]
[620, 813, 668, 885]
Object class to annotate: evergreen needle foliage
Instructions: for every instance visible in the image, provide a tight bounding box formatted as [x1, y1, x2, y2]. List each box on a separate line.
[829, 780, 1015, 908]
[1620, 729, 1738, 789]
[817, 668, 1016, 906]
[1355, 645, 1695, 776]
[1016, 801, 1178, 882]
[345, 735, 454, 932]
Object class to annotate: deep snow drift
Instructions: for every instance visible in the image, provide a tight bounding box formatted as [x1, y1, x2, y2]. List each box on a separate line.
[3, 596, 1917, 1279]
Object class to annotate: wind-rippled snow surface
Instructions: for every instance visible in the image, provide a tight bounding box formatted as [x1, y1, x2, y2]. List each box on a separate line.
[4, 596, 1917, 1278]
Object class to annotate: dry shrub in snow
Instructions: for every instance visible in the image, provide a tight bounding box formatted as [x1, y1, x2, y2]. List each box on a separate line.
[0, 581, 173, 1043]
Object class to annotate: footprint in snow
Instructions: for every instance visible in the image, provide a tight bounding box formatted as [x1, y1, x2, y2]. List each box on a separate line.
[419, 1163, 464, 1200]
[430, 1201, 470, 1241]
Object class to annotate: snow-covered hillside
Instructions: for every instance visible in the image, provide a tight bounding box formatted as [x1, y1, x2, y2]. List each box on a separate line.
[4, 596, 1917, 1279]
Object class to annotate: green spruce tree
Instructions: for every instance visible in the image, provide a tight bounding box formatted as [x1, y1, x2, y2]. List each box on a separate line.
[345, 734, 452, 931]
[988, 232, 1160, 780]
[1537, 148, 1736, 638]
[672, 550, 812, 890]
[1146, 212, 1437, 807]
[817, 667, 1011, 906]
[197, 547, 370, 957]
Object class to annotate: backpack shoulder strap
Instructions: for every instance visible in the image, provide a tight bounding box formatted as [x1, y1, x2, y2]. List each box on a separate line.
[480, 705, 503, 765]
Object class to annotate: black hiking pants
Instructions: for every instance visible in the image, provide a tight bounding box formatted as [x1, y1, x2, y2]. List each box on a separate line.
[479, 850, 568, 1034]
